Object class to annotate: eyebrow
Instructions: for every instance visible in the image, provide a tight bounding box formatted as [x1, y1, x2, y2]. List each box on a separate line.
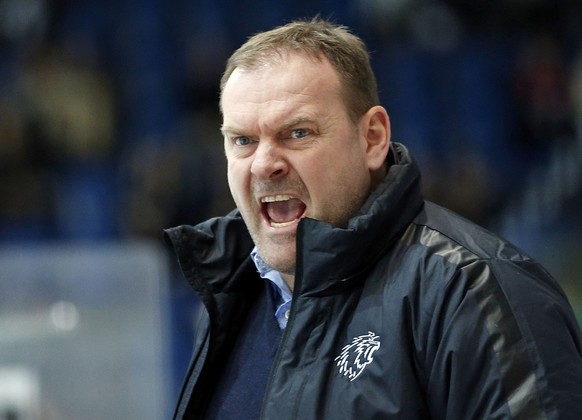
[220, 124, 239, 137]
[221, 115, 316, 137]
[279, 116, 316, 132]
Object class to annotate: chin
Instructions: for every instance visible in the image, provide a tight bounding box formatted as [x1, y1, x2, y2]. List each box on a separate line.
[258, 245, 296, 275]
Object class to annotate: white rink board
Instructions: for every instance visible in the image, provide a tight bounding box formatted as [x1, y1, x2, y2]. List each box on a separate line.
[0, 241, 172, 420]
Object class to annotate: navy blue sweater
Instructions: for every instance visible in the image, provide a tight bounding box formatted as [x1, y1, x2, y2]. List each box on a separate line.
[205, 280, 283, 419]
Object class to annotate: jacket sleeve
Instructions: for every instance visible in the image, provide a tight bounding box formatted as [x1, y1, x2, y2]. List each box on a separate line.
[424, 258, 582, 419]
[174, 307, 211, 420]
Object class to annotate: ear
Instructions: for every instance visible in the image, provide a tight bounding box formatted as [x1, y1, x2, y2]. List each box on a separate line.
[360, 106, 390, 171]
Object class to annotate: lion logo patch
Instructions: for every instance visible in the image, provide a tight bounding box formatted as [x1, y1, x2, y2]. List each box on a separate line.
[335, 331, 381, 381]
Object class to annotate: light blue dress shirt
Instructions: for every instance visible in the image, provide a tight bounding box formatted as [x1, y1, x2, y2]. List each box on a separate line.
[250, 247, 293, 330]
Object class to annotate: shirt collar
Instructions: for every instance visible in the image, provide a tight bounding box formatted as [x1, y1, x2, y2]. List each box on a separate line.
[250, 247, 293, 303]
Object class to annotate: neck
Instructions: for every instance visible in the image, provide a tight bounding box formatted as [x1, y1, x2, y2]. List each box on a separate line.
[281, 272, 295, 292]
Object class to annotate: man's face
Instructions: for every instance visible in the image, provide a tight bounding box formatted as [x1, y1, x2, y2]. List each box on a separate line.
[221, 54, 374, 279]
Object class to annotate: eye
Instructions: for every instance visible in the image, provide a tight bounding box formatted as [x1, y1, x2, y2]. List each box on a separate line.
[290, 129, 309, 139]
[234, 136, 252, 146]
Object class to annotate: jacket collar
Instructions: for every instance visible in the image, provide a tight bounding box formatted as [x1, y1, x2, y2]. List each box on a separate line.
[165, 142, 423, 298]
[164, 211, 255, 296]
[295, 142, 424, 296]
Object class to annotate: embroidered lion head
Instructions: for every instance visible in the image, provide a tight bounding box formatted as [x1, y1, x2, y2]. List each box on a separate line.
[335, 331, 381, 381]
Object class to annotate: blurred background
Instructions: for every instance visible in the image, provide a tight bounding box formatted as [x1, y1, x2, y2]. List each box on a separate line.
[0, 0, 581, 418]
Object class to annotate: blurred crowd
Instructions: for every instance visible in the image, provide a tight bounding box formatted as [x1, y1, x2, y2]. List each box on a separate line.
[2, 0, 582, 399]
[1, 0, 582, 243]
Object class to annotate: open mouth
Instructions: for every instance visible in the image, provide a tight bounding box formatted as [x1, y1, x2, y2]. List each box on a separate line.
[261, 194, 306, 227]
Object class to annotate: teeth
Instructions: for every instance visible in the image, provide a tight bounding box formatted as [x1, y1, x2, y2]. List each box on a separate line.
[261, 194, 292, 203]
[270, 220, 296, 228]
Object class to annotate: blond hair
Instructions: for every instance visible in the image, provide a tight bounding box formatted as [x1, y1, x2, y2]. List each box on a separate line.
[219, 18, 379, 123]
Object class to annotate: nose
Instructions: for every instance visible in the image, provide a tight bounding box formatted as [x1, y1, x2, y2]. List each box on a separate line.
[251, 141, 289, 180]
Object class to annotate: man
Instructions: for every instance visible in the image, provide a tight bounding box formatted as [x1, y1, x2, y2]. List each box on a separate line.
[165, 18, 582, 419]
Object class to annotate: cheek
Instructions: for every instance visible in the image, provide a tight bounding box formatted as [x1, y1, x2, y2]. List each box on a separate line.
[310, 150, 370, 210]
[312, 144, 368, 186]
[226, 163, 246, 205]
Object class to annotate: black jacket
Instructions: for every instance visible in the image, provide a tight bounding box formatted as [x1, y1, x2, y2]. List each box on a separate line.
[166, 143, 582, 419]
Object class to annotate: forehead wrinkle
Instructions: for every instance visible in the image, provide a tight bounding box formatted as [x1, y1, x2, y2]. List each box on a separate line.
[254, 94, 321, 131]
[222, 56, 343, 136]
[221, 108, 258, 136]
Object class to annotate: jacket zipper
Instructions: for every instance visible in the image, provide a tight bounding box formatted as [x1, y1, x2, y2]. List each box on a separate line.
[258, 263, 303, 419]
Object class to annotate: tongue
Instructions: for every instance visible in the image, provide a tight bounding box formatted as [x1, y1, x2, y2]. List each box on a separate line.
[266, 199, 306, 223]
